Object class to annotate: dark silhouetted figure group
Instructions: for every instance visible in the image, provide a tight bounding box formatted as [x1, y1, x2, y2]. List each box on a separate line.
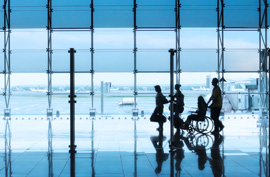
[151, 78, 225, 134]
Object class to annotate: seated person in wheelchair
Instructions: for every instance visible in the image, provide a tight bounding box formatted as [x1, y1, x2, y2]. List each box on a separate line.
[184, 96, 207, 128]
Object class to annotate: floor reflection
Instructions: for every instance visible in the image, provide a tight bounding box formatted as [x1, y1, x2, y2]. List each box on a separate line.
[150, 131, 169, 174]
[1, 114, 269, 177]
[259, 116, 269, 177]
[48, 118, 53, 177]
[5, 119, 11, 177]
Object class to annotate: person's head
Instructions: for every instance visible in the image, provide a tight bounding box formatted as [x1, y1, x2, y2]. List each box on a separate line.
[154, 85, 161, 93]
[175, 84, 181, 90]
[212, 78, 219, 86]
[198, 96, 204, 103]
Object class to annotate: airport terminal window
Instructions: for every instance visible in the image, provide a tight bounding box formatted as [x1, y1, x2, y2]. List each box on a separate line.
[95, 29, 133, 50]
[10, 73, 48, 115]
[181, 28, 217, 49]
[93, 73, 133, 115]
[0, 0, 267, 118]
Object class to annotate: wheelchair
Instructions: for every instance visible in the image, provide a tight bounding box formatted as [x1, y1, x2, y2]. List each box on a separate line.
[186, 116, 214, 134]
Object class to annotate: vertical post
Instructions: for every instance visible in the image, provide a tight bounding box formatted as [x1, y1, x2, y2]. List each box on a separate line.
[101, 81, 104, 114]
[169, 49, 176, 147]
[69, 48, 77, 154]
[91, 119, 95, 176]
[3, 1, 12, 176]
[69, 48, 76, 177]
[175, 0, 181, 84]
[90, 0, 95, 114]
[3, 0, 11, 120]
[134, 118, 137, 177]
[133, 0, 138, 115]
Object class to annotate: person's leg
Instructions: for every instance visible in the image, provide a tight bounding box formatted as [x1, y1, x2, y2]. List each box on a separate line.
[157, 106, 164, 131]
[215, 107, 224, 131]
[211, 107, 219, 132]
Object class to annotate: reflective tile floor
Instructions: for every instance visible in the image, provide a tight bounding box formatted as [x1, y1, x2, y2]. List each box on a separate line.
[0, 114, 268, 177]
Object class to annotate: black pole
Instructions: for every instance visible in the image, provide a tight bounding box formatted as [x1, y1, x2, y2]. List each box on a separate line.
[69, 48, 77, 154]
[69, 48, 76, 177]
[169, 49, 176, 148]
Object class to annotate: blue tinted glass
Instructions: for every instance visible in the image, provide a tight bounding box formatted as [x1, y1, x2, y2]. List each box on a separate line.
[94, 6, 133, 28]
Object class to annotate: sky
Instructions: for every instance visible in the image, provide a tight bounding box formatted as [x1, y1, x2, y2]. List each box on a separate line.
[0, 28, 263, 87]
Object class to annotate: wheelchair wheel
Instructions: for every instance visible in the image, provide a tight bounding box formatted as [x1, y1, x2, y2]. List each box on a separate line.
[196, 116, 213, 133]
[187, 124, 195, 134]
[196, 134, 214, 149]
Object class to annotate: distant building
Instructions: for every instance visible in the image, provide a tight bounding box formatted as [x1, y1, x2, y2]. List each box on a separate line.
[104, 82, 111, 94]
[206, 75, 211, 88]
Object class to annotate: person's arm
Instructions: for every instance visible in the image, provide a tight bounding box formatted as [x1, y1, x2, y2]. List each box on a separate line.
[207, 94, 213, 105]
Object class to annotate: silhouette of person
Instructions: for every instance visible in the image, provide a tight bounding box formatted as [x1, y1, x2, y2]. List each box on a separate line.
[174, 84, 184, 117]
[208, 133, 224, 177]
[150, 131, 169, 174]
[173, 132, 185, 176]
[207, 78, 224, 133]
[151, 85, 168, 131]
[181, 135, 207, 171]
[184, 96, 207, 128]
[173, 84, 185, 132]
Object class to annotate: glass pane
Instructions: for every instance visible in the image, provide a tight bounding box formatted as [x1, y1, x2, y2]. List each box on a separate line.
[181, 10, 216, 28]
[137, 31, 175, 49]
[181, 0, 216, 27]
[137, 0, 175, 5]
[0, 32, 4, 72]
[95, 6, 133, 28]
[10, 73, 48, 115]
[0, 74, 4, 115]
[225, 93, 260, 112]
[223, 73, 260, 113]
[75, 73, 91, 115]
[93, 73, 134, 115]
[11, 4, 47, 28]
[181, 50, 217, 72]
[52, 95, 70, 115]
[181, 28, 216, 49]
[224, 0, 258, 28]
[225, 31, 258, 49]
[52, 0, 91, 28]
[94, 51, 133, 72]
[137, 6, 175, 28]
[95, 28, 133, 49]
[137, 50, 170, 72]
[52, 50, 91, 72]
[11, 29, 47, 50]
[95, 0, 133, 5]
[224, 50, 259, 71]
[11, 52, 47, 73]
[0, 9, 3, 29]
[52, 31, 91, 50]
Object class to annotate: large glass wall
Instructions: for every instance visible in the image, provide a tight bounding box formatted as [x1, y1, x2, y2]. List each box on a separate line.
[0, 0, 268, 117]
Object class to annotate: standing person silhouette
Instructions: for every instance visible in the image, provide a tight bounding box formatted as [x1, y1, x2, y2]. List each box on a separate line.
[174, 84, 184, 117]
[207, 78, 224, 133]
[151, 85, 168, 131]
[173, 84, 185, 132]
